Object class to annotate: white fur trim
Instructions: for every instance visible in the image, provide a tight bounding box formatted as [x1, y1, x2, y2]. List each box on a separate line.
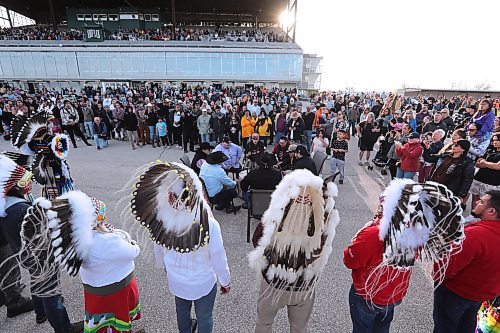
[0, 156, 19, 217]
[379, 178, 416, 240]
[35, 197, 52, 210]
[57, 190, 95, 259]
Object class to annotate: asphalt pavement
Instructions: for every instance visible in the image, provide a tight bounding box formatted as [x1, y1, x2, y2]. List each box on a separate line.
[0, 136, 434, 333]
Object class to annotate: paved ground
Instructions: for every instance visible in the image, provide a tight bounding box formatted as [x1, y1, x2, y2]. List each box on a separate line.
[0, 137, 434, 332]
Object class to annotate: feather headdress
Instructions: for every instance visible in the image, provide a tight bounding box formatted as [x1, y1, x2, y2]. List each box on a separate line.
[0, 153, 34, 217]
[10, 112, 50, 155]
[131, 161, 211, 253]
[378, 179, 465, 270]
[248, 169, 340, 296]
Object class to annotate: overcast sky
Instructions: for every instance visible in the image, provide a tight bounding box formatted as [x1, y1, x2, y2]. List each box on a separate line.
[290, 0, 500, 92]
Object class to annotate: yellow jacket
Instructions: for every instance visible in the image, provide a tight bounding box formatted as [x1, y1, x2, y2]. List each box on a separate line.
[241, 116, 256, 138]
[255, 117, 272, 137]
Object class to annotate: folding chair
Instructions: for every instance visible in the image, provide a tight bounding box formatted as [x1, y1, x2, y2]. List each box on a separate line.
[179, 153, 191, 167]
[247, 189, 273, 243]
[199, 178, 237, 215]
[312, 151, 328, 177]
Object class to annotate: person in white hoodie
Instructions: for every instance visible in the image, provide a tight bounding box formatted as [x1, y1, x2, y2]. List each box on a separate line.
[131, 161, 231, 333]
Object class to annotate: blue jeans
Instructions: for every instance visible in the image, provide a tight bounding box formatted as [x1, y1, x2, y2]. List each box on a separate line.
[396, 168, 416, 179]
[93, 134, 108, 149]
[200, 134, 210, 143]
[349, 120, 357, 136]
[433, 284, 481, 333]
[274, 132, 286, 144]
[148, 126, 156, 142]
[349, 285, 398, 333]
[33, 295, 72, 333]
[304, 130, 313, 151]
[175, 284, 217, 333]
[83, 121, 94, 138]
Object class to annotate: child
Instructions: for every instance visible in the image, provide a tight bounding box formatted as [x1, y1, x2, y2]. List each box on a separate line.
[156, 118, 169, 148]
[330, 129, 349, 184]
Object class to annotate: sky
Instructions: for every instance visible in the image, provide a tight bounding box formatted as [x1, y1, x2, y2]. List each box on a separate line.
[287, 0, 500, 92]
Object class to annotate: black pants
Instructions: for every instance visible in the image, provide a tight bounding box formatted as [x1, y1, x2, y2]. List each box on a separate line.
[63, 124, 89, 147]
[211, 187, 237, 209]
[167, 125, 174, 146]
[182, 131, 196, 153]
[388, 159, 398, 179]
[172, 127, 182, 146]
[227, 166, 242, 179]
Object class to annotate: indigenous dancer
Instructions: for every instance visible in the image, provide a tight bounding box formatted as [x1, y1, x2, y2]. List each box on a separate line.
[344, 178, 466, 332]
[130, 161, 230, 333]
[10, 112, 73, 199]
[20, 191, 141, 333]
[248, 169, 340, 333]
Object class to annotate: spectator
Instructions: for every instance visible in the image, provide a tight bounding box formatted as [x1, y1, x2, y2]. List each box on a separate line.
[273, 107, 288, 144]
[416, 104, 431, 126]
[440, 108, 454, 134]
[302, 107, 316, 151]
[112, 102, 125, 140]
[329, 130, 349, 184]
[92, 116, 108, 150]
[466, 123, 489, 162]
[210, 107, 226, 144]
[292, 145, 317, 175]
[395, 132, 423, 179]
[311, 130, 329, 156]
[191, 142, 214, 175]
[287, 110, 305, 144]
[423, 112, 447, 134]
[124, 105, 140, 150]
[197, 108, 211, 143]
[254, 110, 272, 146]
[81, 101, 94, 139]
[181, 109, 197, 153]
[356, 112, 380, 165]
[419, 129, 445, 182]
[226, 111, 241, 145]
[240, 110, 256, 147]
[347, 102, 358, 136]
[156, 118, 168, 148]
[467, 99, 495, 141]
[199, 151, 241, 214]
[213, 137, 243, 178]
[60, 100, 91, 148]
[470, 133, 500, 209]
[172, 104, 183, 148]
[146, 104, 158, 148]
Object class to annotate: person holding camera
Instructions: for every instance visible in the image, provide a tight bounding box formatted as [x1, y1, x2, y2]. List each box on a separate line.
[60, 100, 91, 148]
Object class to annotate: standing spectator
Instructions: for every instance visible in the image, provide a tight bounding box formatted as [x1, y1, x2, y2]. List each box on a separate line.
[433, 190, 500, 333]
[146, 104, 158, 148]
[467, 99, 495, 141]
[332, 110, 349, 140]
[330, 130, 349, 184]
[302, 107, 316, 151]
[136, 103, 149, 146]
[273, 107, 288, 144]
[416, 104, 431, 126]
[241, 110, 256, 147]
[429, 139, 475, 203]
[347, 102, 358, 137]
[356, 112, 380, 165]
[440, 108, 454, 134]
[403, 108, 417, 132]
[419, 129, 445, 182]
[423, 112, 447, 134]
[311, 129, 329, 156]
[395, 132, 423, 179]
[60, 100, 91, 148]
[156, 118, 168, 148]
[287, 110, 304, 144]
[81, 101, 94, 139]
[470, 133, 500, 209]
[112, 102, 125, 140]
[210, 107, 226, 144]
[226, 111, 241, 146]
[104, 105, 116, 140]
[172, 104, 183, 148]
[182, 109, 197, 153]
[254, 110, 272, 146]
[466, 123, 489, 162]
[197, 108, 211, 143]
[92, 116, 108, 150]
[124, 105, 140, 150]
[379, 108, 392, 136]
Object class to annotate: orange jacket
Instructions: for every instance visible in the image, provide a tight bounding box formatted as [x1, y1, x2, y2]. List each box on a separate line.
[241, 116, 256, 138]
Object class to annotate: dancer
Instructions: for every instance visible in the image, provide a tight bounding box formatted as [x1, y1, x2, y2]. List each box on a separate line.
[248, 169, 340, 333]
[10, 112, 73, 199]
[345, 179, 466, 333]
[21, 190, 141, 333]
[130, 161, 230, 333]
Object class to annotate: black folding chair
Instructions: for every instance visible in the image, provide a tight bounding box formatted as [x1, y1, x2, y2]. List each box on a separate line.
[179, 154, 191, 167]
[199, 178, 237, 215]
[312, 151, 328, 176]
[247, 189, 273, 243]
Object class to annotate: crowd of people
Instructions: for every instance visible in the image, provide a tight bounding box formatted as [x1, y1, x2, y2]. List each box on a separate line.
[0, 83, 499, 333]
[0, 26, 288, 43]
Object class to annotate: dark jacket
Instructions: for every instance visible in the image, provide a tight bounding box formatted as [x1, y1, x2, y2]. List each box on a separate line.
[422, 141, 444, 164]
[93, 122, 108, 138]
[124, 111, 138, 131]
[429, 154, 475, 198]
[191, 150, 208, 175]
[287, 117, 305, 141]
[245, 140, 265, 161]
[292, 156, 318, 175]
[303, 112, 316, 130]
[210, 114, 226, 134]
[240, 168, 282, 192]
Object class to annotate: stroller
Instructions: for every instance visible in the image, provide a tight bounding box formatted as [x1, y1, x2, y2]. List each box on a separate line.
[367, 134, 393, 175]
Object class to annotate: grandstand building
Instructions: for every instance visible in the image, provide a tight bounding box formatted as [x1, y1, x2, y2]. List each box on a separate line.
[0, 0, 321, 92]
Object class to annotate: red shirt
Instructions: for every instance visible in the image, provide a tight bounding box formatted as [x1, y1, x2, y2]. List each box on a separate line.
[343, 224, 412, 306]
[396, 141, 423, 172]
[441, 220, 500, 301]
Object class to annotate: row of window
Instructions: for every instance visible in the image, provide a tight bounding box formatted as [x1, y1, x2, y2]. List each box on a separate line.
[75, 14, 160, 22]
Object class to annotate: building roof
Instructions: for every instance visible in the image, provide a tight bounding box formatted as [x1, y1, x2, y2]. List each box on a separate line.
[2, 0, 288, 25]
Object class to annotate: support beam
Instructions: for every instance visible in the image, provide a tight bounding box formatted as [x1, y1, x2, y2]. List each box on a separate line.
[171, 0, 176, 30]
[5, 7, 13, 28]
[48, 0, 57, 30]
[286, 0, 297, 43]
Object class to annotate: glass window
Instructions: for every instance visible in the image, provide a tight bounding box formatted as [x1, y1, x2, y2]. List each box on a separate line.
[99, 14, 107, 21]
[108, 14, 118, 21]
[144, 14, 151, 21]
[92, 14, 98, 21]
[84, 14, 92, 21]
[76, 14, 85, 21]
[151, 14, 159, 21]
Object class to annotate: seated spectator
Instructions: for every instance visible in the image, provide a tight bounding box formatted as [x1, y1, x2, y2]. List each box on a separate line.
[92, 116, 108, 150]
[244, 133, 265, 169]
[429, 139, 474, 204]
[213, 136, 243, 178]
[292, 145, 317, 175]
[191, 142, 214, 175]
[272, 137, 290, 165]
[199, 151, 241, 214]
[240, 153, 282, 209]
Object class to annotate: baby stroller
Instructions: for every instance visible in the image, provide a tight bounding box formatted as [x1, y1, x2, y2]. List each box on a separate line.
[367, 135, 392, 175]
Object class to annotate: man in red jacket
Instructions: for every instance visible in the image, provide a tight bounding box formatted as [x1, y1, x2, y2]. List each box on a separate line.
[395, 132, 423, 179]
[344, 210, 412, 332]
[433, 190, 500, 333]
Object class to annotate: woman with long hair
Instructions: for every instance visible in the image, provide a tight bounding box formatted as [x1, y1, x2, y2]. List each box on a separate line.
[356, 112, 380, 165]
[466, 99, 495, 141]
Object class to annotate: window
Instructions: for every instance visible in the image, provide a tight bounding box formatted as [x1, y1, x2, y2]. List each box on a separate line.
[108, 14, 118, 21]
[151, 14, 159, 21]
[92, 14, 98, 21]
[99, 14, 107, 21]
[76, 14, 85, 21]
[84, 14, 92, 21]
[144, 14, 151, 21]
[120, 14, 138, 20]
[138, 14, 143, 20]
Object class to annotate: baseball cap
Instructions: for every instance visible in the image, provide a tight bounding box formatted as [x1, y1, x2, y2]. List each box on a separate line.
[409, 132, 420, 139]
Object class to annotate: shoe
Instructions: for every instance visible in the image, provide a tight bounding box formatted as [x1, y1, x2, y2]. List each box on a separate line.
[132, 146, 136, 150]
[191, 319, 198, 333]
[36, 314, 48, 324]
[97, 147, 101, 150]
[339, 179, 344, 184]
[70, 320, 84, 333]
[242, 203, 248, 209]
[357, 161, 363, 166]
[214, 205, 225, 211]
[226, 205, 241, 213]
[85, 143, 92, 146]
[73, 144, 78, 149]
[6, 298, 34, 318]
